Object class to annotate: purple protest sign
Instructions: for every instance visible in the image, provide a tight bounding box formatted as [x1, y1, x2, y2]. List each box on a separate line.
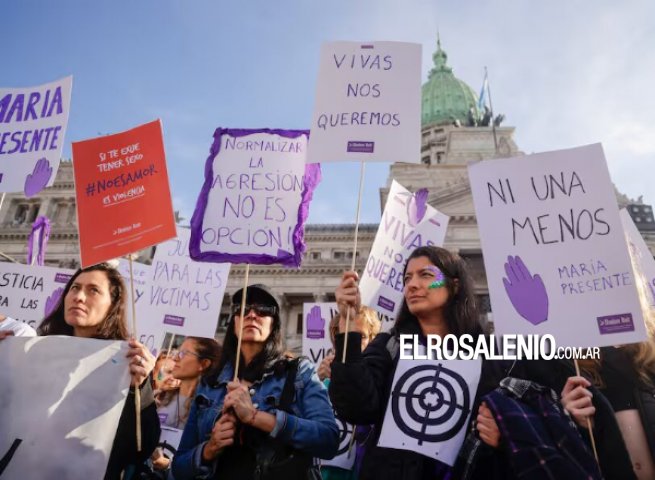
[190, 128, 320, 267]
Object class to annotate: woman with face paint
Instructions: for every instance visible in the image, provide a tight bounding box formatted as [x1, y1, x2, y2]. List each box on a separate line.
[328, 246, 504, 480]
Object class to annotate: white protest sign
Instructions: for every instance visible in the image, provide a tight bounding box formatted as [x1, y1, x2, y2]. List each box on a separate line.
[0, 262, 74, 330]
[308, 41, 421, 163]
[620, 209, 655, 307]
[469, 144, 647, 347]
[159, 426, 184, 451]
[360, 180, 449, 319]
[324, 416, 356, 470]
[0, 76, 72, 194]
[302, 303, 338, 365]
[0, 336, 130, 479]
[190, 129, 321, 267]
[118, 231, 229, 355]
[378, 358, 481, 466]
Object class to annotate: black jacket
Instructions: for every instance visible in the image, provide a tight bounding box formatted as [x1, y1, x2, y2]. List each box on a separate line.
[329, 324, 507, 480]
[104, 380, 161, 480]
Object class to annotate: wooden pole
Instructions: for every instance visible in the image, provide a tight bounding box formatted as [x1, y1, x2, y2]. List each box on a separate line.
[233, 264, 251, 382]
[574, 358, 599, 463]
[128, 255, 142, 452]
[165, 333, 176, 359]
[342, 160, 366, 363]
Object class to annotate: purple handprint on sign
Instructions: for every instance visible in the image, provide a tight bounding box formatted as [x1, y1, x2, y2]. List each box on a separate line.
[24, 158, 53, 197]
[44, 287, 64, 317]
[306, 305, 325, 339]
[502, 255, 549, 325]
[407, 188, 429, 227]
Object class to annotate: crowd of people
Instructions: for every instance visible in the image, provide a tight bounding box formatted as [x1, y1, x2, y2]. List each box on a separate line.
[1, 245, 655, 479]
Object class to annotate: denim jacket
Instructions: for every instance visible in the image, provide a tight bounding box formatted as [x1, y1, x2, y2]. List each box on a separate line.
[172, 357, 339, 479]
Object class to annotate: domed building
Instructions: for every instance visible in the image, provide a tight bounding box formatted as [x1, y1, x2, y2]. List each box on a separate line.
[0, 37, 652, 352]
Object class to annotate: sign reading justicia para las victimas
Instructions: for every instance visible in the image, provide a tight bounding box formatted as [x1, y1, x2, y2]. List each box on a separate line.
[468, 144, 646, 348]
[0, 262, 74, 330]
[72, 120, 177, 267]
[117, 230, 229, 356]
[360, 180, 449, 319]
[0, 76, 72, 196]
[307, 41, 421, 163]
[190, 128, 321, 267]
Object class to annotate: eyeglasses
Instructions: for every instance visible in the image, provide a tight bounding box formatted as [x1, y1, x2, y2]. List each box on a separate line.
[175, 349, 202, 360]
[231, 303, 278, 317]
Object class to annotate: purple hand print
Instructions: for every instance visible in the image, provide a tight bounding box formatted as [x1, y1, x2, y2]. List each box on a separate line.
[44, 287, 64, 317]
[502, 255, 549, 325]
[407, 188, 429, 227]
[306, 305, 325, 339]
[24, 158, 53, 197]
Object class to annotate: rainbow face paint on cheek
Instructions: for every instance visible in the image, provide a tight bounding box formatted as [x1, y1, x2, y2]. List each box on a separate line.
[426, 266, 446, 289]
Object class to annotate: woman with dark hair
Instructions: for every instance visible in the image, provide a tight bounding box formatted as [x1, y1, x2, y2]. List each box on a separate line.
[36, 262, 161, 480]
[172, 284, 338, 479]
[328, 246, 504, 479]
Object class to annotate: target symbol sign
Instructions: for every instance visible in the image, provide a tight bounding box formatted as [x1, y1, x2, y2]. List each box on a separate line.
[390, 363, 471, 445]
[335, 415, 354, 456]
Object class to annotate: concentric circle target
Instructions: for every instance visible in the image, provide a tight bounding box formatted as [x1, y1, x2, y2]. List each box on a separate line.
[391, 364, 471, 445]
[334, 415, 354, 456]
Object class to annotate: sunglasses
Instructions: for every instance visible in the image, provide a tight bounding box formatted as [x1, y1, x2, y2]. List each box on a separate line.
[231, 303, 278, 317]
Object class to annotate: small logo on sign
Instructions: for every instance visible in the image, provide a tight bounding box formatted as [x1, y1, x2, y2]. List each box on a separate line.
[54, 273, 72, 284]
[377, 296, 395, 312]
[163, 314, 185, 327]
[597, 313, 635, 334]
[347, 141, 375, 153]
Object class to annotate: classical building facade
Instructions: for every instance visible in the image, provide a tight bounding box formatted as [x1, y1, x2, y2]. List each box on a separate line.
[1, 38, 653, 353]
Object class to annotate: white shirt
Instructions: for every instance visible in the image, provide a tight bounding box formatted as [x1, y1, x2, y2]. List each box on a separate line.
[0, 316, 37, 337]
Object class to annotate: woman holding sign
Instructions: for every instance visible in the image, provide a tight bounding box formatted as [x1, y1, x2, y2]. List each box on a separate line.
[172, 284, 338, 480]
[37, 262, 161, 480]
[329, 246, 507, 479]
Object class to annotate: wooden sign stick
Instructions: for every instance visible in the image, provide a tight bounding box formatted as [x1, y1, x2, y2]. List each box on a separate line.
[233, 263, 251, 382]
[128, 254, 142, 452]
[574, 358, 599, 464]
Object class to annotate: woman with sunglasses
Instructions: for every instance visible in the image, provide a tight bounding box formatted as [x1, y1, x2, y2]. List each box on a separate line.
[172, 284, 338, 480]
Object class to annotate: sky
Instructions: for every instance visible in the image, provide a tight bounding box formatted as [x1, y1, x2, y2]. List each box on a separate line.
[3, 0, 654, 225]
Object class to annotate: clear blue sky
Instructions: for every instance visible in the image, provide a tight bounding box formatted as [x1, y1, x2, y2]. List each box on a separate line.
[3, 0, 654, 224]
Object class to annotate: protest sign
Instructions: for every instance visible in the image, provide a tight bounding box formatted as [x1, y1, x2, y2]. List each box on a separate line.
[118, 229, 229, 355]
[302, 303, 338, 365]
[620, 209, 655, 307]
[360, 180, 449, 318]
[378, 358, 481, 466]
[190, 128, 321, 267]
[0, 262, 74, 330]
[324, 416, 356, 470]
[307, 41, 421, 163]
[0, 76, 72, 195]
[0, 336, 130, 479]
[72, 119, 176, 267]
[469, 144, 647, 347]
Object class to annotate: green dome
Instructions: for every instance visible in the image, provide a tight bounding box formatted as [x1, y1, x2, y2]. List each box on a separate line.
[422, 38, 479, 127]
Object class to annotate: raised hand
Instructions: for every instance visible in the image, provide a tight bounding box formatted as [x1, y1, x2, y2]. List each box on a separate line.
[44, 287, 64, 316]
[335, 271, 361, 321]
[502, 255, 548, 325]
[24, 158, 53, 197]
[561, 376, 595, 428]
[407, 188, 429, 227]
[306, 305, 325, 339]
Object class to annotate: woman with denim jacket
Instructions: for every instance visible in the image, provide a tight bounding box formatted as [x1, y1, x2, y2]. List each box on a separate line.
[172, 284, 339, 479]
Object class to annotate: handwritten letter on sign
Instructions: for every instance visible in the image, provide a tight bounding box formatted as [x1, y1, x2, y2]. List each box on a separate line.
[469, 144, 646, 348]
[0, 76, 72, 195]
[72, 119, 177, 267]
[190, 129, 321, 267]
[360, 180, 448, 318]
[307, 41, 421, 163]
